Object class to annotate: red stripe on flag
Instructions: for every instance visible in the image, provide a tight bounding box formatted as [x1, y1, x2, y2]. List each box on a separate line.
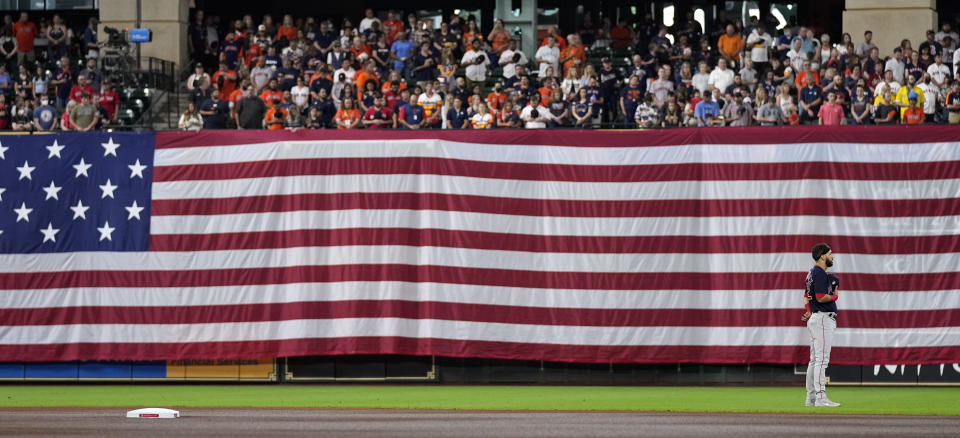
[4, 302, 956, 329]
[149, 228, 960, 255]
[154, 125, 960, 148]
[2, 337, 958, 365]
[3, 265, 958, 291]
[151, 192, 960, 218]
[152, 157, 960, 183]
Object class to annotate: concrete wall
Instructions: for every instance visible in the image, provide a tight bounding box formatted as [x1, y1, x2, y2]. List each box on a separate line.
[98, 0, 189, 69]
[843, 0, 937, 57]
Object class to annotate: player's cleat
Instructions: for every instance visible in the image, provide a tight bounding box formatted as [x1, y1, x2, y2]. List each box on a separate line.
[814, 395, 841, 407]
[805, 396, 816, 407]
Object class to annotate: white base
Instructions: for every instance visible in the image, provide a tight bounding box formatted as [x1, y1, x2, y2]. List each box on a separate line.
[126, 408, 180, 419]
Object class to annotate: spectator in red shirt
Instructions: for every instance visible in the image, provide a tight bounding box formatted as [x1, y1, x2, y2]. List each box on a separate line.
[95, 79, 119, 124]
[817, 91, 845, 125]
[12, 12, 36, 66]
[69, 75, 95, 103]
[362, 93, 393, 129]
[610, 19, 632, 49]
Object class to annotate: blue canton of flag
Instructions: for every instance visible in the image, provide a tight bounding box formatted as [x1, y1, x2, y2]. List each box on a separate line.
[0, 132, 154, 253]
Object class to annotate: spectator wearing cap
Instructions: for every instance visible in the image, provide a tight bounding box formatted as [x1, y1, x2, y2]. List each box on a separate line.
[902, 91, 925, 124]
[362, 92, 393, 129]
[520, 92, 552, 129]
[96, 79, 118, 124]
[818, 90, 845, 125]
[82, 17, 101, 59]
[693, 90, 720, 127]
[723, 91, 753, 127]
[894, 73, 924, 118]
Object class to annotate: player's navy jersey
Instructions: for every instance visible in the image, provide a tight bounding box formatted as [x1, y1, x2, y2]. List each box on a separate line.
[805, 266, 837, 313]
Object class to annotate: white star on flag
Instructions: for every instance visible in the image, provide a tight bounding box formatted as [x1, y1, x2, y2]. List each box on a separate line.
[70, 199, 90, 220]
[97, 221, 116, 241]
[45, 140, 65, 159]
[73, 158, 92, 178]
[128, 159, 148, 179]
[0, 141, 8, 159]
[101, 137, 121, 157]
[99, 179, 118, 199]
[14, 202, 32, 222]
[40, 222, 59, 243]
[42, 181, 62, 200]
[16, 160, 36, 180]
[0, 187, 5, 202]
[125, 200, 145, 220]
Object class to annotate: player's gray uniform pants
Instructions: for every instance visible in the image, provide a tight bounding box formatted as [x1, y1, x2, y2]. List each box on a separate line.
[806, 312, 837, 397]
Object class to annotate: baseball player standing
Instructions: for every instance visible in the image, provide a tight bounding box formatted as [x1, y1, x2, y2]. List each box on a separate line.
[802, 243, 841, 407]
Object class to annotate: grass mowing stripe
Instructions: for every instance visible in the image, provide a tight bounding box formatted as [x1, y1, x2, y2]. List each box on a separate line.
[0, 386, 958, 416]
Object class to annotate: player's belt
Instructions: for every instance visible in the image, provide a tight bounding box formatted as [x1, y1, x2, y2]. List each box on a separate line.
[820, 312, 837, 319]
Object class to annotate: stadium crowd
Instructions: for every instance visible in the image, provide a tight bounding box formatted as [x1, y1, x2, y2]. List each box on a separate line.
[180, 8, 960, 130]
[0, 8, 957, 132]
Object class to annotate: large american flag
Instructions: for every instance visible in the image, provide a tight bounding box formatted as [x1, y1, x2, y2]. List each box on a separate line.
[1, 127, 958, 364]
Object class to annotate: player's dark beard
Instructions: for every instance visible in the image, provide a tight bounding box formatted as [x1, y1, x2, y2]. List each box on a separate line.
[825, 258, 833, 268]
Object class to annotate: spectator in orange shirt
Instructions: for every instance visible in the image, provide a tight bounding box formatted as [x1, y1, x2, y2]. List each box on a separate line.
[259, 78, 283, 106]
[275, 14, 297, 44]
[263, 100, 287, 130]
[487, 19, 511, 55]
[335, 97, 362, 129]
[902, 92, 925, 124]
[12, 12, 36, 66]
[717, 24, 743, 66]
[541, 26, 567, 51]
[486, 82, 507, 111]
[212, 61, 237, 100]
[559, 33, 586, 77]
[794, 61, 820, 88]
[380, 70, 407, 93]
[382, 10, 403, 44]
[354, 59, 380, 97]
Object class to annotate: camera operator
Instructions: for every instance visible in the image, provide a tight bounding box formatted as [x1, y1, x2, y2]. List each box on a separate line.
[186, 63, 211, 105]
[461, 38, 490, 90]
[83, 18, 101, 59]
[499, 39, 528, 81]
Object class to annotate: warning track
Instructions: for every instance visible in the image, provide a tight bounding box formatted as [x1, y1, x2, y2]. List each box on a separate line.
[1, 408, 958, 437]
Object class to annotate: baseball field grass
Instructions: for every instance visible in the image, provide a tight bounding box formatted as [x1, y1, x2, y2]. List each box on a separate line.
[1, 385, 958, 415]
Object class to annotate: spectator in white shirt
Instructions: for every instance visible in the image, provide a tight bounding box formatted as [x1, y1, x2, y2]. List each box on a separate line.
[935, 23, 959, 46]
[499, 39, 527, 79]
[535, 36, 560, 78]
[290, 76, 309, 108]
[519, 92, 552, 128]
[927, 54, 951, 88]
[874, 69, 901, 97]
[918, 73, 939, 120]
[786, 38, 806, 73]
[708, 58, 734, 94]
[692, 61, 711, 96]
[460, 39, 490, 89]
[745, 23, 773, 74]
[358, 9, 381, 34]
[885, 47, 906, 83]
